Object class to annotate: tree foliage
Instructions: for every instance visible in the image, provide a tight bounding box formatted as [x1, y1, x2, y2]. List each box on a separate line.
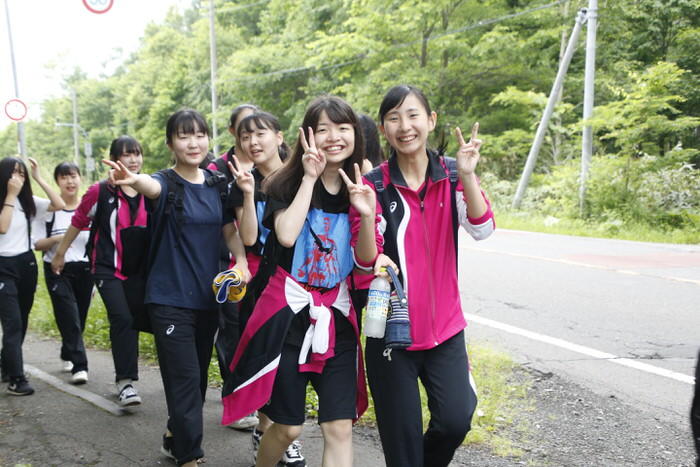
[1, 0, 698, 230]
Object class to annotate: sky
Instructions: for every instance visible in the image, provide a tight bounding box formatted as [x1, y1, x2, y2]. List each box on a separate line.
[0, 0, 193, 129]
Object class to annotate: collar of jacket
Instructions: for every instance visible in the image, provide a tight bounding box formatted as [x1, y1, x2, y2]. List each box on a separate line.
[387, 149, 447, 188]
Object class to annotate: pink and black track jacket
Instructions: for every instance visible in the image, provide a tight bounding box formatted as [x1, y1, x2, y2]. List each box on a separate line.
[353, 151, 495, 351]
[71, 181, 147, 280]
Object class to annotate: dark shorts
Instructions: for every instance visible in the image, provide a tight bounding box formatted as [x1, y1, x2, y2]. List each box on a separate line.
[261, 344, 357, 426]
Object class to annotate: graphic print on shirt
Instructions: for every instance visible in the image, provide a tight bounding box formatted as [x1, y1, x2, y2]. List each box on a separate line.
[291, 208, 353, 289]
[256, 200, 270, 252]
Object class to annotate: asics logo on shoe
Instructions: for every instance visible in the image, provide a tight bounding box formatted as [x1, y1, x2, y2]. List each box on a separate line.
[166, 324, 175, 335]
[389, 201, 398, 213]
[51, 284, 58, 291]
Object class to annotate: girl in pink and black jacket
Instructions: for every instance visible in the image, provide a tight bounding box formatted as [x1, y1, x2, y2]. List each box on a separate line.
[358, 85, 495, 467]
[52, 136, 146, 407]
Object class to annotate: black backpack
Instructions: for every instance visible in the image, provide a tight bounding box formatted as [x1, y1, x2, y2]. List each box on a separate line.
[87, 169, 228, 333]
[135, 167, 229, 276]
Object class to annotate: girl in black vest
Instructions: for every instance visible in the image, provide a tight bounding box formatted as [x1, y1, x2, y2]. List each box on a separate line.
[53, 137, 147, 406]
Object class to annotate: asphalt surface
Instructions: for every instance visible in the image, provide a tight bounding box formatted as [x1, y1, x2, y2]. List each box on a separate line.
[1, 228, 698, 466]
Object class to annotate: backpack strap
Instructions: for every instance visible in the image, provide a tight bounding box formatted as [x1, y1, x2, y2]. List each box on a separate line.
[203, 168, 230, 204]
[364, 166, 385, 193]
[85, 181, 113, 260]
[443, 156, 460, 271]
[159, 169, 185, 247]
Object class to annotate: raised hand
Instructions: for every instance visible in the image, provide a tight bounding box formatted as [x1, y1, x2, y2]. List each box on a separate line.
[299, 127, 326, 179]
[454, 122, 483, 176]
[28, 157, 41, 181]
[339, 163, 375, 218]
[228, 156, 255, 194]
[102, 159, 138, 186]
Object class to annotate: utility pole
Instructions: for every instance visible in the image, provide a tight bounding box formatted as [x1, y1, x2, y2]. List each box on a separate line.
[512, 9, 587, 209]
[71, 89, 80, 166]
[208, 0, 219, 155]
[579, 0, 598, 215]
[3, 0, 27, 158]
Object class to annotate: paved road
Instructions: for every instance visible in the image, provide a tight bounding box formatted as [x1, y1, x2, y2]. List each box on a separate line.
[459, 229, 699, 428]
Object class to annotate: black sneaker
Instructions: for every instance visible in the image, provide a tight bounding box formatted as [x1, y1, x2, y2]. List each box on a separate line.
[7, 377, 34, 396]
[161, 434, 176, 461]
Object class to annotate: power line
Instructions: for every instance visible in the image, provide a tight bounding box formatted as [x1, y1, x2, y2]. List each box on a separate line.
[217, 0, 571, 84]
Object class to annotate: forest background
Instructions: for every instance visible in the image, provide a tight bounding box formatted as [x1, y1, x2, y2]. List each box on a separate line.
[1, 0, 699, 242]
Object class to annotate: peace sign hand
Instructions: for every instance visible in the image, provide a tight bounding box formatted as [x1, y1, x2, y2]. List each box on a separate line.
[339, 163, 376, 218]
[299, 127, 326, 179]
[455, 122, 483, 176]
[228, 156, 255, 194]
[102, 159, 138, 186]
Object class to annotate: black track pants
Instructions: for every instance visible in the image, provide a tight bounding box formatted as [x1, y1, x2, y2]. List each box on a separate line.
[95, 277, 140, 382]
[365, 330, 477, 467]
[44, 262, 92, 372]
[0, 251, 37, 379]
[149, 304, 218, 465]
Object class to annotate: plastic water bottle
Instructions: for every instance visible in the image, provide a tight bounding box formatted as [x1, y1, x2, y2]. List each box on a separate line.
[364, 272, 391, 338]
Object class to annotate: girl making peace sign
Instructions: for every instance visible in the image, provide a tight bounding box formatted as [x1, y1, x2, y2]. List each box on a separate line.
[222, 96, 382, 467]
[360, 85, 496, 467]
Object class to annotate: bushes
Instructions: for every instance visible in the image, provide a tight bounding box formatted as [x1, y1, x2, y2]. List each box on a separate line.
[483, 148, 700, 240]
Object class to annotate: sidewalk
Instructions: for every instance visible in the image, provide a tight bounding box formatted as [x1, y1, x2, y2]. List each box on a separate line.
[0, 333, 388, 467]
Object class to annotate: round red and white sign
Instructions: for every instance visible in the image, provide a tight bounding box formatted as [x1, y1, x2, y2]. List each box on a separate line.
[82, 0, 114, 14]
[4, 98, 27, 121]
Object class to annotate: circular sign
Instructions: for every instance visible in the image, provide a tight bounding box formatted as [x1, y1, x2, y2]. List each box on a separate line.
[4, 98, 27, 121]
[82, 0, 114, 14]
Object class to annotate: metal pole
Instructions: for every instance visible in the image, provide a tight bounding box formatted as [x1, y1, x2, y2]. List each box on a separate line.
[71, 89, 80, 166]
[512, 9, 587, 209]
[208, 0, 219, 155]
[579, 0, 598, 215]
[3, 0, 26, 157]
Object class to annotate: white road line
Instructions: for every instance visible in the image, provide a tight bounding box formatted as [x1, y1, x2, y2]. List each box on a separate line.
[465, 313, 696, 385]
[24, 364, 125, 416]
[463, 246, 700, 286]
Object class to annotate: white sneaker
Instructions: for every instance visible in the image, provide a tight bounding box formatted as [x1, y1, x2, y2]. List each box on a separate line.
[227, 412, 259, 430]
[280, 440, 306, 467]
[118, 384, 142, 407]
[70, 370, 88, 385]
[62, 360, 73, 373]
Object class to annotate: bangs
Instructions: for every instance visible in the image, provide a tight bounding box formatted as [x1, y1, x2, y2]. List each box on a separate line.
[110, 136, 143, 160]
[321, 100, 357, 125]
[119, 139, 142, 155]
[238, 111, 280, 138]
[167, 110, 210, 143]
[54, 162, 80, 180]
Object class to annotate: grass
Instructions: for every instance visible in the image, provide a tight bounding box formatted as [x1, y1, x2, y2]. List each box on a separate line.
[29, 254, 531, 457]
[497, 210, 700, 244]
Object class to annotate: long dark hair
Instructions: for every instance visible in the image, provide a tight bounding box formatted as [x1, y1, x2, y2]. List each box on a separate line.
[264, 96, 364, 208]
[359, 114, 384, 167]
[0, 157, 35, 220]
[236, 111, 290, 162]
